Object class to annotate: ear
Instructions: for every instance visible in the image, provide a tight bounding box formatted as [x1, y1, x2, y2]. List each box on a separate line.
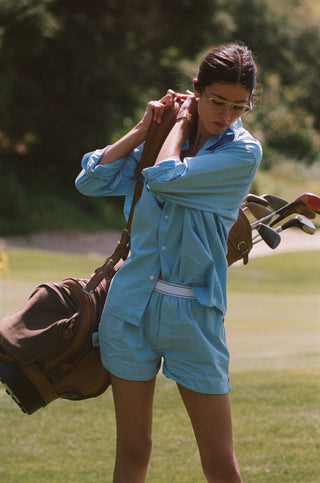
[193, 79, 202, 98]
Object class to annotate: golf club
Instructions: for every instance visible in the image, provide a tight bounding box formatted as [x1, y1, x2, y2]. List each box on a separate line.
[253, 214, 316, 246]
[251, 193, 319, 229]
[252, 223, 281, 249]
[261, 194, 288, 211]
[245, 202, 274, 220]
[274, 214, 316, 235]
[304, 192, 320, 213]
[270, 193, 320, 227]
[241, 193, 269, 208]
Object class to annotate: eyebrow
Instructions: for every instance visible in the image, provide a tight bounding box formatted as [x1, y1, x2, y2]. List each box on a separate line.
[210, 91, 249, 104]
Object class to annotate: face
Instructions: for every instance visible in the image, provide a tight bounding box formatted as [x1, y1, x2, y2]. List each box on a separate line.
[195, 82, 251, 136]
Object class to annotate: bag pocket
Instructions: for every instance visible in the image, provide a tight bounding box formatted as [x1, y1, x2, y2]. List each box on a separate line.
[0, 284, 81, 363]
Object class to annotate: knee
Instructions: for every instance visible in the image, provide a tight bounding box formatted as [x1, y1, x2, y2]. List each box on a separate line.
[132, 435, 152, 468]
[119, 433, 153, 469]
[201, 453, 242, 482]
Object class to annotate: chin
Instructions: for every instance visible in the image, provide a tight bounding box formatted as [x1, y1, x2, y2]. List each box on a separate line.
[208, 124, 227, 136]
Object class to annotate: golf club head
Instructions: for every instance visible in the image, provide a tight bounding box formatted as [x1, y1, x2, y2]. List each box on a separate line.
[279, 215, 316, 235]
[304, 193, 320, 214]
[241, 194, 269, 208]
[254, 223, 281, 249]
[261, 194, 288, 211]
[246, 202, 274, 220]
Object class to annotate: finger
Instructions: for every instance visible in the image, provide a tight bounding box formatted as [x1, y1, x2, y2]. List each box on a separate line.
[153, 109, 164, 124]
[175, 92, 188, 100]
[165, 93, 173, 108]
[150, 104, 165, 124]
[159, 92, 175, 108]
[167, 89, 176, 97]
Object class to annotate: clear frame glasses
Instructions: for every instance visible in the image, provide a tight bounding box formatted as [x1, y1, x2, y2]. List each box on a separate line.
[202, 90, 251, 114]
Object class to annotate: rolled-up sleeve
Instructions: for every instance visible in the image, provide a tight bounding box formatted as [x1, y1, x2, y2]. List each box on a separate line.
[75, 145, 142, 197]
[143, 139, 262, 216]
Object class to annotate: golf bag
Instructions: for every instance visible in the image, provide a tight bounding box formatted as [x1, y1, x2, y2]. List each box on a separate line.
[0, 104, 253, 414]
[0, 277, 112, 414]
[226, 208, 252, 266]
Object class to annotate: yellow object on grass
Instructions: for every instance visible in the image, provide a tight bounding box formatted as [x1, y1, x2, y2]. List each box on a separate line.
[0, 250, 9, 277]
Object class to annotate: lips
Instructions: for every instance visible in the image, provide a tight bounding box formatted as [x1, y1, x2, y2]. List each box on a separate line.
[214, 122, 227, 130]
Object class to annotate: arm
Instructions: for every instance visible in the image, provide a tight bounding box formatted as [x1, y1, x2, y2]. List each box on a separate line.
[98, 121, 148, 165]
[75, 90, 181, 197]
[155, 92, 197, 164]
[99, 90, 178, 165]
[144, 139, 263, 215]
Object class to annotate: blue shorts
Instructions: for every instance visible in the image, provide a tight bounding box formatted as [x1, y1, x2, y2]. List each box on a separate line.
[97, 283, 231, 395]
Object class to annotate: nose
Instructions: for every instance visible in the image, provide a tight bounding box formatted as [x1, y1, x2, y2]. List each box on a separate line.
[222, 105, 232, 120]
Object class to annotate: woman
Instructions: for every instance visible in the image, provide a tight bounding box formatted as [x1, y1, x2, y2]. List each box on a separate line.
[76, 42, 262, 482]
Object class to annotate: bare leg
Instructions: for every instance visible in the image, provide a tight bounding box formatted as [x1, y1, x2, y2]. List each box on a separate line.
[111, 375, 156, 483]
[178, 384, 242, 483]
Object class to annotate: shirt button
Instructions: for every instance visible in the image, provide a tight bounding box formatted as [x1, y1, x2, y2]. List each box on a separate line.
[150, 275, 155, 280]
[164, 215, 169, 220]
[161, 246, 166, 251]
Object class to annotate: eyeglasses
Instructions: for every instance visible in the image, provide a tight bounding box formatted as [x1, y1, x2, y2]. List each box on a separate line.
[202, 90, 251, 114]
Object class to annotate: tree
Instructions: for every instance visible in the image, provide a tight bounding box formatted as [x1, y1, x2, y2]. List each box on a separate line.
[222, 0, 320, 163]
[0, 0, 226, 178]
[1, 0, 319, 177]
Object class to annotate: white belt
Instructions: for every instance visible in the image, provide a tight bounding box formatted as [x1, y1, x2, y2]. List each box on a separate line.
[154, 279, 196, 299]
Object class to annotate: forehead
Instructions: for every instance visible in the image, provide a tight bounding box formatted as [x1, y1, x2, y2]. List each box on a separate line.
[206, 82, 250, 102]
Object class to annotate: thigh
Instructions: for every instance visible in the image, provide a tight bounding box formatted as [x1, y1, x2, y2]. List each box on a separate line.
[111, 374, 156, 443]
[177, 384, 234, 462]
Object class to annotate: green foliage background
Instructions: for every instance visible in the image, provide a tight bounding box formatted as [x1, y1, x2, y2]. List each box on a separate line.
[0, 0, 320, 233]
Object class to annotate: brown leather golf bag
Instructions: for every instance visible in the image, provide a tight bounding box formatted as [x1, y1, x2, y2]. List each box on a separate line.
[0, 277, 111, 414]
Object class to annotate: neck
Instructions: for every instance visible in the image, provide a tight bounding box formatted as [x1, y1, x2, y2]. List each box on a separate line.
[189, 121, 212, 155]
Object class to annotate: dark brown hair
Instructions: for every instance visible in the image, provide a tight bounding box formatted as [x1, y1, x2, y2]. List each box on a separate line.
[194, 42, 257, 96]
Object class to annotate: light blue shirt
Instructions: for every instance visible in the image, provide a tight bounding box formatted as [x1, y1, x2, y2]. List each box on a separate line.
[75, 119, 262, 326]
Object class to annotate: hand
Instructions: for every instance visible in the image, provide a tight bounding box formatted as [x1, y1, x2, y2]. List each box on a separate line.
[176, 90, 198, 121]
[141, 89, 176, 128]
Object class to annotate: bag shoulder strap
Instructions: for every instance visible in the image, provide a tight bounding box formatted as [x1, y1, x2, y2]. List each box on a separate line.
[126, 102, 181, 232]
[84, 102, 180, 294]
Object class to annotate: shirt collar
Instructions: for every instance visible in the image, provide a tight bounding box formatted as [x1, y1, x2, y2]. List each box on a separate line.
[205, 118, 242, 151]
[184, 118, 241, 154]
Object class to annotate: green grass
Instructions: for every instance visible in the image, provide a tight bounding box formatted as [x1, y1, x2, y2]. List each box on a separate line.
[231, 372, 320, 483]
[228, 250, 320, 294]
[0, 249, 320, 482]
[0, 249, 106, 314]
